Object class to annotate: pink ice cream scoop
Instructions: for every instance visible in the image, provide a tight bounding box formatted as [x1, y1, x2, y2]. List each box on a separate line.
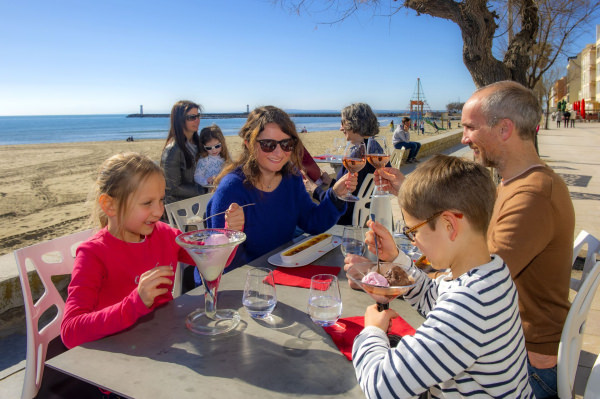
[204, 233, 230, 246]
[361, 271, 390, 287]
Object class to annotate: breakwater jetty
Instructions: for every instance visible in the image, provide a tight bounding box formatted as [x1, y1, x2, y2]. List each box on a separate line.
[126, 112, 412, 119]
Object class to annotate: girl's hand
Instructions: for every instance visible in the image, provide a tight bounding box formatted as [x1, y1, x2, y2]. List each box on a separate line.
[365, 220, 399, 262]
[332, 172, 358, 198]
[207, 176, 214, 184]
[344, 254, 371, 289]
[364, 304, 399, 333]
[137, 265, 174, 308]
[224, 203, 245, 231]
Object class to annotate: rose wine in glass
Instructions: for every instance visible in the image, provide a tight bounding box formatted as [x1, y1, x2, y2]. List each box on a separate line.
[176, 228, 246, 335]
[366, 136, 393, 196]
[340, 141, 366, 202]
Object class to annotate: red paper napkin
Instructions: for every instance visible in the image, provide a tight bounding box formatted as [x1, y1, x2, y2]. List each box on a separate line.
[313, 155, 328, 160]
[273, 265, 341, 289]
[323, 316, 416, 361]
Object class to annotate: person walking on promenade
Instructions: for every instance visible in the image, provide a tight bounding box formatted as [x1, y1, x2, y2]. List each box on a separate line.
[556, 110, 562, 128]
[392, 117, 421, 163]
[461, 80, 575, 398]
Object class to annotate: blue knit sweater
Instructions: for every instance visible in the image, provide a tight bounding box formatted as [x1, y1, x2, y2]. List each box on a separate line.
[207, 168, 346, 268]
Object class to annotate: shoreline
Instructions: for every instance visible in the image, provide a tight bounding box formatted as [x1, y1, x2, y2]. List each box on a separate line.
[0, 127, 439, 255]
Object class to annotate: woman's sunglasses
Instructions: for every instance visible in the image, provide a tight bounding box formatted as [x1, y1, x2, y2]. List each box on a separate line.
[185, 114, 201, 121]
[204, 143, 222, 151]
[256, 138, 296, 153]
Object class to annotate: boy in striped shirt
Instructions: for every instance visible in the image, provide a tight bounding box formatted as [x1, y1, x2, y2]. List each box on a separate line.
[348, 155, 533, 398]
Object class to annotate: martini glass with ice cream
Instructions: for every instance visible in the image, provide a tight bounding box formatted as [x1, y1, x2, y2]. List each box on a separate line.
[176, 228, 246, 335]
[346, 261, 418, 345]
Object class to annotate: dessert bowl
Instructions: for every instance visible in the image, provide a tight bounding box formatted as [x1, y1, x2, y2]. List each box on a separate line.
[346, 262, 418, 305]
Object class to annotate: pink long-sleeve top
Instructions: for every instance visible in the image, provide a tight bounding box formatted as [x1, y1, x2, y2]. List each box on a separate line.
[61, 222, 193, 348]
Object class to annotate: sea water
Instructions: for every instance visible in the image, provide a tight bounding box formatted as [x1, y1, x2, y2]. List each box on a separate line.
[0, 114, 397, 145]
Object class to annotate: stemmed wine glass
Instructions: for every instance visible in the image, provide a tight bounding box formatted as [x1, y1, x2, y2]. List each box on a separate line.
[176, 228, 246, 335]
[340, 141, 366, 202]
[366, 136, 392, 196]
[307, 274, 344, 331]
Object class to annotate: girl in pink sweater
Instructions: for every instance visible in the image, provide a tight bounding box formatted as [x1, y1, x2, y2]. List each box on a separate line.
[61, 152, 193, 348]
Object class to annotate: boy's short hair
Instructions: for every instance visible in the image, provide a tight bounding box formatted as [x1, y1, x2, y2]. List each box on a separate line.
[398, 154, 496, 234]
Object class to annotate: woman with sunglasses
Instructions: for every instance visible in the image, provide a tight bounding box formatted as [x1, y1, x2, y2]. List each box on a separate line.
[194, 124, 230, 188]
[206, 105, 357, 269]
[160, 100, 206, 205]
[312, 103, 386, 225]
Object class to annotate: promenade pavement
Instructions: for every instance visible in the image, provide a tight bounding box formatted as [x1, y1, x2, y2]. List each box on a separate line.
[1, 123, 599, 398]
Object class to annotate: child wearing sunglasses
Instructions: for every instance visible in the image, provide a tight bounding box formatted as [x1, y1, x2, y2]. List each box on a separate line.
[347, 155, 532, 398]
[194, 124, 230, 188]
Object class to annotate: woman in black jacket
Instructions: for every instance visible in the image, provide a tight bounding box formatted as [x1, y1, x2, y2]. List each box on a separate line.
[161, 100, 206, 205]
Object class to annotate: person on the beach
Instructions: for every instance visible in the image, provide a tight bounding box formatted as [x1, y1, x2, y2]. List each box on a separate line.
[161, 100, 205, 205]
[349, 155, 532, 398]
[392, 116, 421, 163]
[194, 124, 230, 189]
[462, 80, 574, 398]
[205, 105, 355, 269]
[310, 103, 387, 225]
[419, 120, 424, 135]
[61, 152, 194, 349]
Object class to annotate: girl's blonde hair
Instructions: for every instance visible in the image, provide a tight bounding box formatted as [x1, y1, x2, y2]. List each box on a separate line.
[198, 124, 230, 162]
[91, 152, 164, 232]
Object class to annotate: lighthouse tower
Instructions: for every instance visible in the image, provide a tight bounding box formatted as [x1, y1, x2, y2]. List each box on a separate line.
[140, 105, 144, 115]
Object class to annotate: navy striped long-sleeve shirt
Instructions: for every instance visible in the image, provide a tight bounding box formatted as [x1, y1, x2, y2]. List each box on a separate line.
[352, 255, 534, 398]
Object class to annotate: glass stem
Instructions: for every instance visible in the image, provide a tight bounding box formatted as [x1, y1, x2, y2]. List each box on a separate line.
[203, 276, 221, 319]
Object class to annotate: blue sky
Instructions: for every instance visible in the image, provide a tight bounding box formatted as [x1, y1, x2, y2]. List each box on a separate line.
[0, 0, 597, 116]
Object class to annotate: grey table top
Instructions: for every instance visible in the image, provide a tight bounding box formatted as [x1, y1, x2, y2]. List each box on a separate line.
[46, 226, 424, 398]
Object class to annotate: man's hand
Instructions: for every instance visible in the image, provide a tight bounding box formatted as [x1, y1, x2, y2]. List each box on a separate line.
[374, 167, 405, 196]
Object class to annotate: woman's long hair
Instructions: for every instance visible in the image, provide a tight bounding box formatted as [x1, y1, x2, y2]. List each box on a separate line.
[214, 106, 304, 188]
[163, 100, 203, 168]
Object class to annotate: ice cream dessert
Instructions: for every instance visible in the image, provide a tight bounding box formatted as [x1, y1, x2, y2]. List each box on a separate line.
[361, 266, 413, 287]
[361, 271, 390, 287]
[187, 233, 233, 281]
[204, 233, 230, 246]
[384, 266, 413, 286]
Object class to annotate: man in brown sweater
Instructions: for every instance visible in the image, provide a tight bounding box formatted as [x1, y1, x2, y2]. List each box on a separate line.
[461, 80, 575, 398]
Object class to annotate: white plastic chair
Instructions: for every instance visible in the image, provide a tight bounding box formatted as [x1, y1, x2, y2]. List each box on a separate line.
[164, 192, 213, 232]
[164, 193, 213, 297]
[15, 229, 93, 399]
[585, 354, 600, 398]
[390, 147, 406, 169]
[571, 230, 600, 292]
[556, 259, 600, 399]
[352, 173, 375, 227]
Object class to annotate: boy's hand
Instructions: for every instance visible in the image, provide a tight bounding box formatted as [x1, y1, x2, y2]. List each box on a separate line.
[332, 172, 358, 198]
[364, 304, 399, 333]
[137, 265, 174, 308]
[374, 167, 404, 196]
[344, 254, 371, 289]
[224, 203, 245, 231]
[365, 220, 399, 262]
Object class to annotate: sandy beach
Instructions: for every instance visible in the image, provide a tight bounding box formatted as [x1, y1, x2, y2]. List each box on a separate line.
[0, 125, 438, 255]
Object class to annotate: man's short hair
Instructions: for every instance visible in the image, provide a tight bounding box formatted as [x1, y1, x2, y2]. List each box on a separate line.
[475, 80, 542, 141]
[402, 116, 410, 124]
[399, 155, 496, 235]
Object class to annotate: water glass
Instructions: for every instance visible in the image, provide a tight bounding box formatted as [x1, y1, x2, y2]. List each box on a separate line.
[242, 267, 277, 319]
[307, 274, 342, 327]
[340, 226, 366, 256]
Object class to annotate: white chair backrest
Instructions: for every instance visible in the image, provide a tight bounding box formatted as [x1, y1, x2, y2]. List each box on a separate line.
[557, 260, 600, 399]
[390, 147, 406, 169]
[165, 193, 213, 232]
[15, 229, 94, 399]
[584, 353, 600, 398]
[571, 230, 600, 292]
[352, 173, 375, 228]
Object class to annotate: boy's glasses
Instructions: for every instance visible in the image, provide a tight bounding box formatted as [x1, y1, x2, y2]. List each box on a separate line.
[204, 143, 222, 151]
[185, 114, 201, 121]
[402, 211, 463, 241]
[256, 138, 296, 153]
